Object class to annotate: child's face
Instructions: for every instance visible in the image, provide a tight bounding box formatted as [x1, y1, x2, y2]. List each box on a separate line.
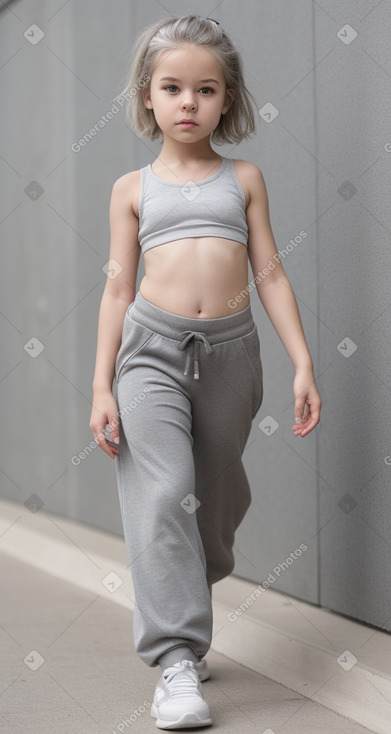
[143, 44, 233, 142]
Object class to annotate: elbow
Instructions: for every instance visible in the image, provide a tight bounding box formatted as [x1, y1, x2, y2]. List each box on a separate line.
[103, 283, 137, 304]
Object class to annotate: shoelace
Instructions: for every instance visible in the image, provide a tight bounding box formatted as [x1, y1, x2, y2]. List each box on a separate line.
[162, 661, 200, 698]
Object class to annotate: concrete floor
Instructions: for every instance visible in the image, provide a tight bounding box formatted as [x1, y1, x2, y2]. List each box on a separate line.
[0, 552, 375, 734]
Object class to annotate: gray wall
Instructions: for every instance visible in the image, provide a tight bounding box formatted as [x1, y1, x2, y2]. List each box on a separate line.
[1, 0, 390, 632]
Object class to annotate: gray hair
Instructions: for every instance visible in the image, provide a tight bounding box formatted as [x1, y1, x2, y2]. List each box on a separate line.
[113, 15, 257, 145]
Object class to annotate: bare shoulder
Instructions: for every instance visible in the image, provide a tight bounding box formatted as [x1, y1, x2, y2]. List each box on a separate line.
[231, 159, 267, 209]
[111, 169, 141, 217]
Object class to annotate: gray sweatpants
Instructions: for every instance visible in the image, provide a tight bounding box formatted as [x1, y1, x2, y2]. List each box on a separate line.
[112, 291, 263, 669]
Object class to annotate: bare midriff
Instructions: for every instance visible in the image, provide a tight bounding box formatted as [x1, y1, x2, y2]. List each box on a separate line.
[140, 237, 249, 318]
[133, 161, 251, 319]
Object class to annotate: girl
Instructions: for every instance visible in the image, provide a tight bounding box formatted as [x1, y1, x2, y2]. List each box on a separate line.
[90, 15, 321, 730]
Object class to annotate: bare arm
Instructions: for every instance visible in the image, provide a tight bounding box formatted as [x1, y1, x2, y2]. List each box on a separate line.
[92, 293, 135, 392]
[90, 172, 141, 456]
[245, 163, 322, 437]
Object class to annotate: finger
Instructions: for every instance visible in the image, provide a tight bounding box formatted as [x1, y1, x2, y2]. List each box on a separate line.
[302, 404, 320, 428]
[291, 414, 313, 434]
[93, 427, 107, 448]
[106, 441, 120, 458]
[294, 406, 307, 425]
[101, 439, 120, 459]
[299, 415, 319, 436]
[294, 410, 305, 425]
[292, 421, 305, 433]
[108, 428, 120, 446]
[93, 430, 119, 458]
[106, 418, 120, 444]
[106, 436, 120, 453]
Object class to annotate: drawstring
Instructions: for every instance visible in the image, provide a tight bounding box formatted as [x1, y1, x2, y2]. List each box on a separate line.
[178, 331, 213, 380]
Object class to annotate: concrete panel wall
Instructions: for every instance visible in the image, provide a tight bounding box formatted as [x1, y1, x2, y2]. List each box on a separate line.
[1, 0, 390, 631]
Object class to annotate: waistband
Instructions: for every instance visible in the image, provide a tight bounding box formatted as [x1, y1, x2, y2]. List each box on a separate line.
[127, 291, 255, 380]
[128, 290, 254, 343]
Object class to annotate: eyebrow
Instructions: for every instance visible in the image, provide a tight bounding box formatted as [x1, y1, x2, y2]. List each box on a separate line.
[159, 76, 220, 85]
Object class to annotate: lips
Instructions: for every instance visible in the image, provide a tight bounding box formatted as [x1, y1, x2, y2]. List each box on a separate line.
[177, 120, 198, 126]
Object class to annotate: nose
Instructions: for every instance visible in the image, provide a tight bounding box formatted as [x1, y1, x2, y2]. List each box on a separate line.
[181, 92, 197, 110]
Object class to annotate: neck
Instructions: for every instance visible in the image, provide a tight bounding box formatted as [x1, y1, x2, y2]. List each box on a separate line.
[156, 137, 220, 167]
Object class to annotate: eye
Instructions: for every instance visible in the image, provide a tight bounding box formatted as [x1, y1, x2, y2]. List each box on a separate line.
[162, 85, 215, 94]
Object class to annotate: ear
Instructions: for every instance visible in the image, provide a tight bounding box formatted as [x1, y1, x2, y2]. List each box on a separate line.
[221, 89, 234, 115]
[142, 86, 153, 109]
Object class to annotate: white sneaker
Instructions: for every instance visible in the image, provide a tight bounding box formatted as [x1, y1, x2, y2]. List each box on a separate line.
[194, 658, 210, 681]
[150, 659, 212, 729]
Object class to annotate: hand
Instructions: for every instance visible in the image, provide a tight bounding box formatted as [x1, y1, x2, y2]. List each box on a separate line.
[89, 388, 120, 459]
[291, 367, 322, 437]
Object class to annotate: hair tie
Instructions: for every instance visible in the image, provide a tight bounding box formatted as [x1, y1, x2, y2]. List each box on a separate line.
[205, 17, 220, 25]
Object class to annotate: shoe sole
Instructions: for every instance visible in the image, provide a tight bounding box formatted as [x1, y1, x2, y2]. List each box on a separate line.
[151, 704, 212, 729]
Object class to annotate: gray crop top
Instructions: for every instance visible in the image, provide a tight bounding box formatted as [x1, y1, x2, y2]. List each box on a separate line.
[137, 156, 248, 254]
